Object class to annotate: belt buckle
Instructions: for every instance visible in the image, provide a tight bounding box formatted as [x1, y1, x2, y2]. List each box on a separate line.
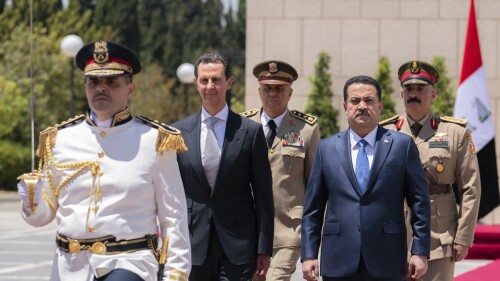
[68, 239, 81, 254]
[90, 242, 107, 254]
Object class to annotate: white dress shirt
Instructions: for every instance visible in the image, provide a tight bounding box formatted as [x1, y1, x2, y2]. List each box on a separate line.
[200, 104, 228, 157]
[260, 110, 287, 137]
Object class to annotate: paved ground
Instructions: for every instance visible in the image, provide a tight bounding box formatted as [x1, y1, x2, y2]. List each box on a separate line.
[0, 191, 491, 281]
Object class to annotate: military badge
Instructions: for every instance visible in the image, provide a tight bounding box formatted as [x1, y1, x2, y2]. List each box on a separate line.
[396, 118, 404, 130]
[430, 117, 438, 130]
[269, 62, 278, 74]
[93, 41, 109, 64]
[466, 131, 476, 154]
[429, 132, 449, 148]
[410, 60, 420, 74]
[282, 131, 304, 147]
[436, 162, 444, 173]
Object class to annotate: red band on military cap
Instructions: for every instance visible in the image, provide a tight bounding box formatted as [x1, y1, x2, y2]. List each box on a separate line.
[400, 70, 437, 84]
[85, 57, 131, 67]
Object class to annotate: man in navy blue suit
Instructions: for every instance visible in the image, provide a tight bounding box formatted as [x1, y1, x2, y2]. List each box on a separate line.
[301, 75, 430, 281]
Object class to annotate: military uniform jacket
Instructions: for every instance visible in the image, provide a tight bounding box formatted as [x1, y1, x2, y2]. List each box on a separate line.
[381, 113, 481, 260]
[243, 108, 320, 247]
[21, 110, 191, 281]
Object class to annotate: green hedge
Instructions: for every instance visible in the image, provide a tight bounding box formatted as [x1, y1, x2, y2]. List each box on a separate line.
[0, 140, 31, 191]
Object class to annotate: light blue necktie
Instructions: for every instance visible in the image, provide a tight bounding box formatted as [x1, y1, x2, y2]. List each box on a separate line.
[203, 117, 221, 188]
[355, 139, 369, 193]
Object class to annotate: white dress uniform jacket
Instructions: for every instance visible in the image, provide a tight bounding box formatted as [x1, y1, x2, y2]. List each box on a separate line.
[21, 110, 191, 281]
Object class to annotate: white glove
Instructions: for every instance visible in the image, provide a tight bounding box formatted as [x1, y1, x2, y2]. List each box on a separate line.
[17, 179, 43, 211]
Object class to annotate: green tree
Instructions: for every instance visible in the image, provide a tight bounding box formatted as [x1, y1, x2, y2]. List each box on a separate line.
[305, 51, 339, 138]
[93, 0, 140, 52]
[431, 56, 455, 116]
[0, 0, 111, 187]
[221, 0, 246, 113]
[374, 56, 397, 120]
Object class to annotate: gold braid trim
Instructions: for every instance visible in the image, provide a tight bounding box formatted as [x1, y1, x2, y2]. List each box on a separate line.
[157, 128, 188, 154]
[166, 269, 189, 281]
[41, 135, 102, 229]
[36, 127, 57, 158]
[42, 189, 57, 213]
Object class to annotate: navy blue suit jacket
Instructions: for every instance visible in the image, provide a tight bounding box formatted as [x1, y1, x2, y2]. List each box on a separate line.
[301, 126, 430, 278]
[173, 110, 274, 266]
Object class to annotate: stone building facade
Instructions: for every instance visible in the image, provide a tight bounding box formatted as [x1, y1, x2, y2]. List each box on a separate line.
[245, 0, 500, 222]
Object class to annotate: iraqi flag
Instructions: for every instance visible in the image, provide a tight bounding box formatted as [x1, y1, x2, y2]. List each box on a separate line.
[454, 0, 500, 218]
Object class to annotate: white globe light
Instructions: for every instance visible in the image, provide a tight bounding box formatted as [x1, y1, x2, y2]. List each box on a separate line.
[176, 63, 195, 84]
[60, 35, 84, 58]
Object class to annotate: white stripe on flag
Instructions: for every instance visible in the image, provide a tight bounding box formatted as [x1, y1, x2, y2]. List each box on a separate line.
[454, 66, 494, 151]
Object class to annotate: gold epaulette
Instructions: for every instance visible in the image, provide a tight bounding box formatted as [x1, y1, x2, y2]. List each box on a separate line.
[240, 109, 259, 118]
[439, 116, 467, 127]
[135, 115, 187, 154]
[36, 115, 85, 157]
[167, 269, 189, 281]
[379, 115, 401, 126]
[290, 110, 317, 125]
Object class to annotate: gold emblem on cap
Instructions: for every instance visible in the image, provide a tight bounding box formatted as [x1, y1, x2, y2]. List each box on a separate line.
[410, 60, 420, 74]
[93, 41, 109, 64]
[269, 62, 278, 74]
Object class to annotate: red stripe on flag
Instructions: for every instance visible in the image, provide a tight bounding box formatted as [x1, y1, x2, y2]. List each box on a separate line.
[459, 0, 483, 84]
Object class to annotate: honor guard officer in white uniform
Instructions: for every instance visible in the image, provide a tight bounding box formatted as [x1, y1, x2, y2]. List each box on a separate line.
[242, 60, 320, 281]
[380, 60, 481, 281]
[16, 40, 191, 281]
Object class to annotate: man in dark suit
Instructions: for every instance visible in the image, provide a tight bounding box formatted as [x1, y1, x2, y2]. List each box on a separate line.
[172, 52, 274, 281]
[301, 75, 430, 281]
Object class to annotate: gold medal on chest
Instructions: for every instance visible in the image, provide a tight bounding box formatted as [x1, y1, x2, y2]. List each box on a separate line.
[436, 163, 444, 173]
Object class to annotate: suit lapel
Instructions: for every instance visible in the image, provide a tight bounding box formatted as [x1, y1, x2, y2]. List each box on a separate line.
[366, 126, 393, 192]
[184, 112, 212, 190]
[335, 130, 361, 196]
[213, 110, 247, 194]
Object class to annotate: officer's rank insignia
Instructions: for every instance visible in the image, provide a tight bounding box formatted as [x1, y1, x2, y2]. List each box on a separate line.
[466, 131, 476, 154]
[269, 62, 278, 74]
[282, 131, 304, 147]
[396, 118, 404, 130]
[429, 132, 449, 148]
[240, 109, 259, 117]
[430, 118, 438, 130]
[410, 60, 420, 74]
[93, 41, 109, 64]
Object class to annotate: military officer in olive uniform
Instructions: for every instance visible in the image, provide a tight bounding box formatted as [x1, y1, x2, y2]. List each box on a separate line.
[380, 60, 481, 281]
[242, 60, 320, 281]
[16, 40, 191, 281]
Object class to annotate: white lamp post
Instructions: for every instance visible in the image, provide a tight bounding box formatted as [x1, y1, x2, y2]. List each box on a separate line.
[60, 34, 84, 117]
[176, 63, 195, 116]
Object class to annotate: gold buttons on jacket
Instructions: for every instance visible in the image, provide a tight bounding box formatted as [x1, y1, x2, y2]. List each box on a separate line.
[69, 240, 81, 253]
[98, 151, 105, 158]
[100, 131, 107, 138]
[91, 242, 107, 254]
